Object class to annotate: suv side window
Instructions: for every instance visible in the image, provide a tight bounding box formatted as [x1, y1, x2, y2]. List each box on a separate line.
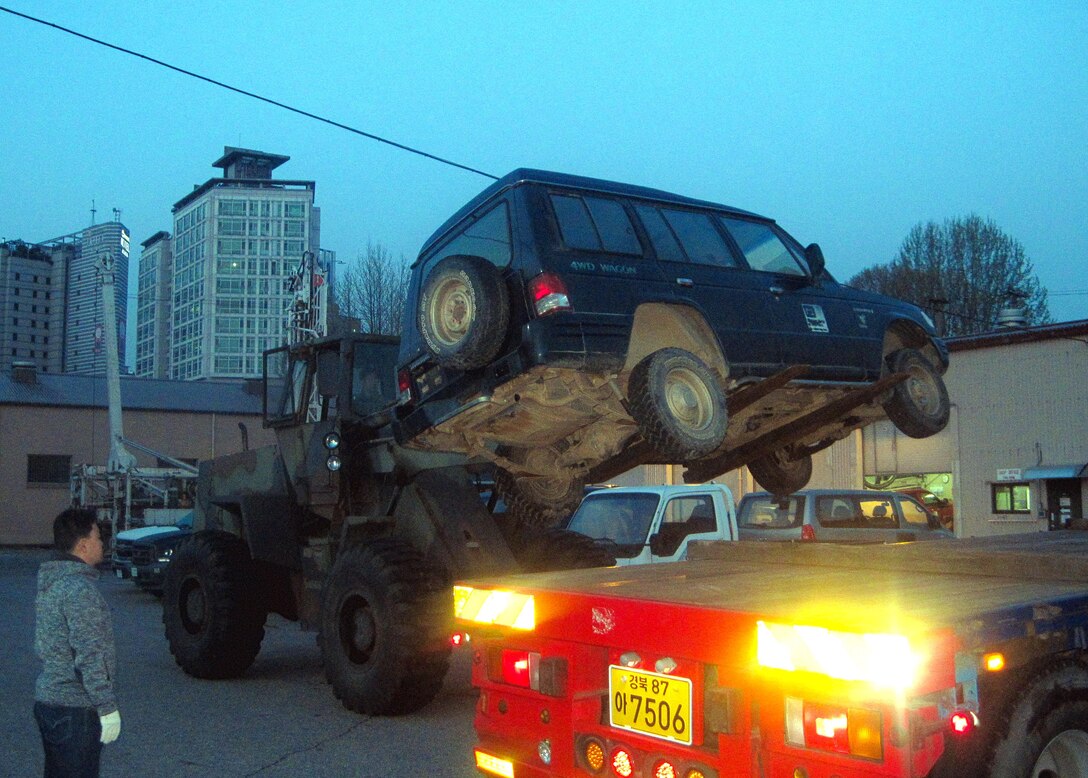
[550, 194, 641, 255]
[899, 496, 932, 528]
[816, 496, 858, 527]
[633, 204, 685, 262]
[719, 216, 807, 276]
[651, 206, 738, 267]
[431, 201, 512, 268]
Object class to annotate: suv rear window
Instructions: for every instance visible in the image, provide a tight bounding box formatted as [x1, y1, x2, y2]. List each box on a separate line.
[738, 495, 804, 529]
[815, 496, 898, 529]
[431, 201, 512, 268]
[550, 194, 641, 255]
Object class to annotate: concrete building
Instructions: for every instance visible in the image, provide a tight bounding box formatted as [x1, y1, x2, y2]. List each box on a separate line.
[134, 231, 173, 379]
[162, 147, 320, 380]
[0, 364, 274, 545]
[0, 240, 72, 374]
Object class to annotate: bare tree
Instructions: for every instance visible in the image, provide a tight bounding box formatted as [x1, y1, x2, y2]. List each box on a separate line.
[849, 215, 1050, 336]
[335, 241, 412, 335]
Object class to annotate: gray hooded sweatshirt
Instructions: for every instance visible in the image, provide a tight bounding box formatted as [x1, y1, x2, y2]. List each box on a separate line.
[34, 555, 118, 715]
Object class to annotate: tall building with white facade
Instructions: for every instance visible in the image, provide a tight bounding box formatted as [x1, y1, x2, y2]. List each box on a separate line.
[61, 221, 131, 375]
[166, 147, 320, 379]
[134, 231, 173, 379]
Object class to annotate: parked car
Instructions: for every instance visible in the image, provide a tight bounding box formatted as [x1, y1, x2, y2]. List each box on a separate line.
[736, 489, 952, 543]
[393, 169, 949, 525]
[112, 513, 192, 593]
[896, 486, 954, 528]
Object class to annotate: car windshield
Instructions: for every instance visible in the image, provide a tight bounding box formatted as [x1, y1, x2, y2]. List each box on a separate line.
[738, 495, 804, 529]
[567, 493, 660, 547]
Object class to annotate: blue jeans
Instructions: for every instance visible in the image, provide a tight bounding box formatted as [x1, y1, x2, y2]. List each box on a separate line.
[33, 702, 102, 778]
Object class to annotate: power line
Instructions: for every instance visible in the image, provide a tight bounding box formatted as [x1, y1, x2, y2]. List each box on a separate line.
[0, 6, 498, 181]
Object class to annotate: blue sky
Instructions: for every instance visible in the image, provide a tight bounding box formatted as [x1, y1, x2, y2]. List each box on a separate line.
[2, 1, 1086, 361]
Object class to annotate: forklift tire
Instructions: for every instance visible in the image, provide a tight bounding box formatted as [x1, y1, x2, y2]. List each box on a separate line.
[512, 527, 617, 573]
[628, 348, 728, 461]
[162, 531, 267, 679]
[319, 539, 451, 716]
[747, 446, 813, 495]
[987, 662, 1088, 778]
[495, 460, 585, 527]
[418, 254, 509, 371]
[882, 348, 950, 438]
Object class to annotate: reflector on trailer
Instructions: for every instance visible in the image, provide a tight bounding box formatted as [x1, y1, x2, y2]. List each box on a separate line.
[454, 585, 535, 630]
[475, 749, 515, 778]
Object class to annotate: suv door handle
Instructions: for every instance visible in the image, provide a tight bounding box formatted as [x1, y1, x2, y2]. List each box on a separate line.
[768, 285, 784, 295]
[676, 277, 694, 287]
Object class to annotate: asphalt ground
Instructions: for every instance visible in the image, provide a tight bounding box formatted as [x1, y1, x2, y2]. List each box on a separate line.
[0, 549, 480, 777]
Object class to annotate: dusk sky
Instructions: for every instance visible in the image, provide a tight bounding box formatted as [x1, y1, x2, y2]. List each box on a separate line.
[2, 2, 1086, 361]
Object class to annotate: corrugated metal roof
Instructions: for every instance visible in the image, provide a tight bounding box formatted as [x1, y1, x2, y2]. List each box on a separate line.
[0, 370, 263, 415]
[947, 319, 1088, 352]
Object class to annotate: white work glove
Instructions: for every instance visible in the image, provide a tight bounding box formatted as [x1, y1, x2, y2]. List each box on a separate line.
[99, 711, 121, 744]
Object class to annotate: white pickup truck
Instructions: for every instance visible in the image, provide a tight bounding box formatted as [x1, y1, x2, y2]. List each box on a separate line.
[565, 483, 737, 565]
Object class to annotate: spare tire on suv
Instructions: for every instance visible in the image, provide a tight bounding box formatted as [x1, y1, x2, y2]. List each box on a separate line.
[418, 254, 509, 370]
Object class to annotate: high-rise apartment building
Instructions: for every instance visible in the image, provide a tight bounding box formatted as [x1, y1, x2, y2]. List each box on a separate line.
[62, 221, 131, 375]
[0, 240, 71, 373]
[134, 231, 173, 379]
[159, 147, 320, 380]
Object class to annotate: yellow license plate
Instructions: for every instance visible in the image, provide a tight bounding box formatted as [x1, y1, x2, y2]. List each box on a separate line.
[609, 665, 693, 745]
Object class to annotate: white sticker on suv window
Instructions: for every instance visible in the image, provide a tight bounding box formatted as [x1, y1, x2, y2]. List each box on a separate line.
[802, 304, 829, 333]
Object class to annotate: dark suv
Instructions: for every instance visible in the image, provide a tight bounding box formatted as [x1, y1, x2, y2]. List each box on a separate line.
[394, 169, 949, 522]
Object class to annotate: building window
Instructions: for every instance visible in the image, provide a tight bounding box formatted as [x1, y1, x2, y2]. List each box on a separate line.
[992, 483, 1031, 514]
[27, 454, 72, 486]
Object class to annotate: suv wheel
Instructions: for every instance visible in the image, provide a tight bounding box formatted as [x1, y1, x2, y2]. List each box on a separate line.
[882, 348, 950, 438]
[628, 348, 728, 460]
[748, 446, 813, 495]
[418, 254, 509, 370]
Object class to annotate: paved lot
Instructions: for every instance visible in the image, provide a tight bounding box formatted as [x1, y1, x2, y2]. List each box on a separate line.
[1, 549, 480, 777]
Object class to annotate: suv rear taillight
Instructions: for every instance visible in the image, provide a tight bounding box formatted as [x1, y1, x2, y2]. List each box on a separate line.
[397, 368, 413, 405]
[801, 524, 816, 541]
[527, 272, 572, 317]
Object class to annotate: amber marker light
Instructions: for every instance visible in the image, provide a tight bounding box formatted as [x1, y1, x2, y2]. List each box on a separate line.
[475, 749, 515, 778]
[984, 652, 1006, 672]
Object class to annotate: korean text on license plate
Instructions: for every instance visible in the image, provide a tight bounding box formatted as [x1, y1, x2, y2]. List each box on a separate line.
[609, 665, 692, 745]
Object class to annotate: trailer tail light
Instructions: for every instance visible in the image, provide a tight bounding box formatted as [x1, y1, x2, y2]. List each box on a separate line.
[950, 709, 979, 735]
[581, 738, 607, 772]
[610, 746, 636, 777]
[800, 524, 816, 541]
[475, 749, 515, 778]
[785, 697, 883, 760]
[757, 620, 921, 691]
[528, 271, 572, 316]
[454, 585, 535, 630]
[499, 649, 537, 689]
[652, 758, 678, 778]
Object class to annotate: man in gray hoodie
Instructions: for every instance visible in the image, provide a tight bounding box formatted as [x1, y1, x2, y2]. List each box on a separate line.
[33, 508, 121, 777]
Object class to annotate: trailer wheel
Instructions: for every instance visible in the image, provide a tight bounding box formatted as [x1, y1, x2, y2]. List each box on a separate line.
[320, 539, 451, 716]
[988, 662, 1088, 778]
[747, 446, 813, 495]
[882, 348, 950, 438]
[495, 451, 585, 527]
[419, 254, 509, 370]
[628, 348, 727, 461]
[162, 531, 267, 679]
[512, 527, 616, 573]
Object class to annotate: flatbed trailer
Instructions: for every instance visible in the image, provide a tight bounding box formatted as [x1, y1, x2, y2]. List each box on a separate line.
[455, 533, 1088, 778]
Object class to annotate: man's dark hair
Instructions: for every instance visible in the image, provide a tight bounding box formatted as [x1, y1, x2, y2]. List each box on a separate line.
[53, 508, 98, 553]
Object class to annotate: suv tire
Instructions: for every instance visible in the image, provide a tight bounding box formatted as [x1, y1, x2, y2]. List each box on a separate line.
[628, 348, 728, 461]
[748, 446, 814, 495]
[495, 456, 585, 527]
[319, 539, 451, 715]
[882, 348, 950, 438]
[418, 254, 509, 370]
